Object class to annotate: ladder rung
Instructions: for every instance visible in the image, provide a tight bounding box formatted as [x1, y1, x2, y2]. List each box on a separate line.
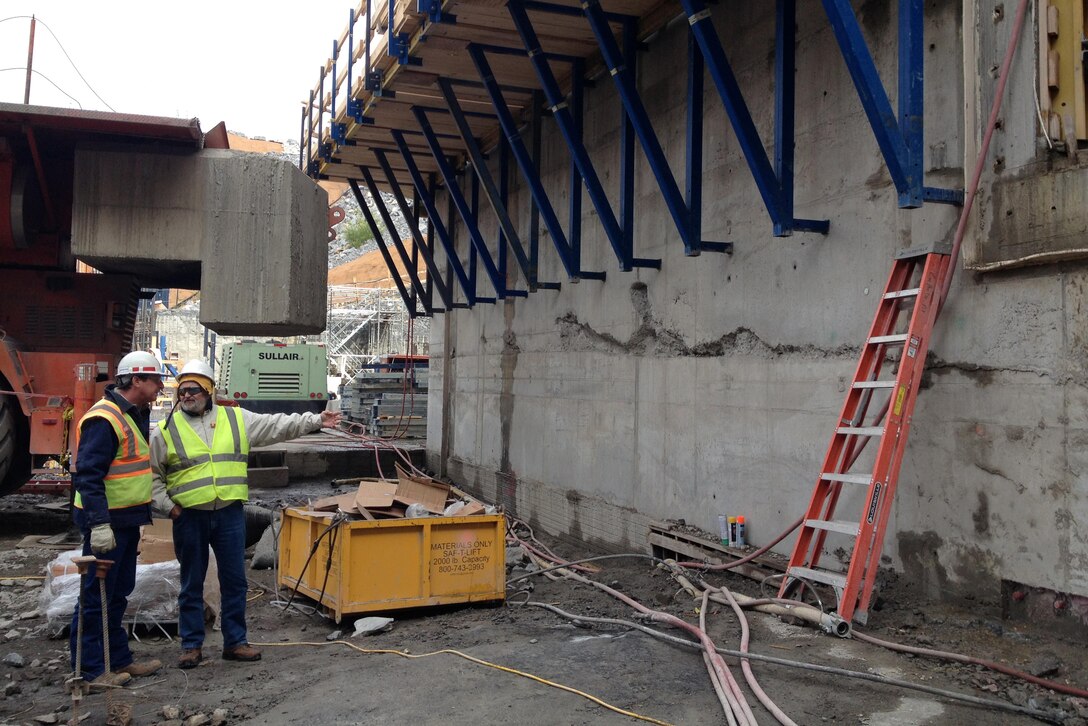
[836, 426, 884, 437]
[853, 381, 895, 389]
[805, 519, 860, 536]
[820, 472, 872, 485]
[788, 566, 847, 590]
[884, 288, 920, 299]
[868, 333, 908, 345]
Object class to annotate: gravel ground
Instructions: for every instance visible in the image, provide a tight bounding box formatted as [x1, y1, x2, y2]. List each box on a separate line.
[0, 486, 1086, 726]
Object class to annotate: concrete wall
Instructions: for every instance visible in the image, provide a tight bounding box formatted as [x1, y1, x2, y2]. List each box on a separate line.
[72, 148, 328, 335]
[427, 0, 1088, 609]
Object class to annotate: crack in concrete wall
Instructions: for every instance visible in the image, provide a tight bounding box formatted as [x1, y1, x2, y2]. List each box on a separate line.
[556, 282, 859, 359]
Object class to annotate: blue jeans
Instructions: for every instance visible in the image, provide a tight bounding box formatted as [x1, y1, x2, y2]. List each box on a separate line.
[172, 502, 249, 650]
[69, 525, 139, 679]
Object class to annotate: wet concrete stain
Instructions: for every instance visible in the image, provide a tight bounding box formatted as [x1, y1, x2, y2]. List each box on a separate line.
[499, 300, 520, 515]
[557, 282, 858, 359]
[972, 491, 990, 537]
[897, 530, 949, 601]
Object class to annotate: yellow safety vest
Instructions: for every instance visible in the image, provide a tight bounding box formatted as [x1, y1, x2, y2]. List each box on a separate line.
[158, 406, 250, 507]
[74, 399, 152, 510]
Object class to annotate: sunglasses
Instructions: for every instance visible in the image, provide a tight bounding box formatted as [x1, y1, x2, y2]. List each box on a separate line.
[177, 387, 206, 398]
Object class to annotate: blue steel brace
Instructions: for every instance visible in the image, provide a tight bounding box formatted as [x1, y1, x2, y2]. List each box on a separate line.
[506, 2, 659, 272]
[389, 129, 479, 302]
[435, 78, 538, 287]
[620, 23, 637, 266]
[680, 0, 829, 236]
[397, 121, 523, 300]
[568, 57, 584, 269]
[331, 40, 347, 145]
[820, 0, 962, 207]
[409, 111, 526, 298]
[372, 149, 459, 309]
[417, 0, 455, 25]
[359, 163, 448, 312]
[468, 44, 588, 282]
[348, 179, 418, 316]
[387, 7, 422, 67]
[774, 0, 796, 235]
[346, 8, 369, 125]
[425, 175, 437, 308]
[582, 0, 730, 255]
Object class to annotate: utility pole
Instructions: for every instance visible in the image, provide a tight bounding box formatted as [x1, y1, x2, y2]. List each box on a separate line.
[24, 15, 36, 104]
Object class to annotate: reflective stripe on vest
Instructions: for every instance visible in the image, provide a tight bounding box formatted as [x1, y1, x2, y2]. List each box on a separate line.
[158, 406, 250, 507]
[74, 399, 152, 510]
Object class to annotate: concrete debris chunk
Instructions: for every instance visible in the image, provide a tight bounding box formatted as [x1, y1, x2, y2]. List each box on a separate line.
[326, 630, 343, 641]
[352, 617, 394, 637]
[162, 705, 181, 720]
[32, 714, 57, 724]
[1027, 651, 1061, 677]
[183, 714, 210, 726]
[19, 609, 40, 620]
[4, 681, 21, 696]
[211, 708, 229, 726]
[29, 658, 40, 668]
[505, 546, 527, 567]
[0, 580, 14, 587]
[3, 652, 24, 667]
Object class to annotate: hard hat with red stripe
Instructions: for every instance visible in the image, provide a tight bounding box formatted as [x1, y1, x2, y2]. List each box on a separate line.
[117, 351, 167, 377]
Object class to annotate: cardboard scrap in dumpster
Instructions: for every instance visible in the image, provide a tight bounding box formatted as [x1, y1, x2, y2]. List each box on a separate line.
[308, 466, 495, 521]
[394, 464, 450, 514]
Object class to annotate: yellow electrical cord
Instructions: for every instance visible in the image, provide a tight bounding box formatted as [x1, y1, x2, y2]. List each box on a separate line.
[251, 640, 674, 726]
[0, 576, 46, 580]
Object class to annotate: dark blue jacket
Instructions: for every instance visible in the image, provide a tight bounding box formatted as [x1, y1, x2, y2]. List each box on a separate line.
[72, 386, 153, 531]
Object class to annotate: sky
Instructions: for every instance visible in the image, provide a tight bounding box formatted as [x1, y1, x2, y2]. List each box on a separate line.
[0, 1, 354, 142]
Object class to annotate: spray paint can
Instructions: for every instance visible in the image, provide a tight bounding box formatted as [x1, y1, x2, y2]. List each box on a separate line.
[736, 516, 747, 548]
[728, 517, 738, 548]
[718, 515, 729, 546]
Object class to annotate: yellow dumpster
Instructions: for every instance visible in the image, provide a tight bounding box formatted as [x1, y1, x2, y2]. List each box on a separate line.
[278, 508, 506, 622]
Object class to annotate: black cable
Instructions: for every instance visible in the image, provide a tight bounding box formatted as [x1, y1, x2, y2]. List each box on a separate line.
[26, 16, 116, 111]
[0, 67, 82, 108]
[315, 518, 340, 609]
[281, 515, 344, 615]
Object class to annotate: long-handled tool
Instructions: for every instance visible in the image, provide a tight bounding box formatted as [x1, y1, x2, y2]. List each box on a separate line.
[66, 556, 118, 726]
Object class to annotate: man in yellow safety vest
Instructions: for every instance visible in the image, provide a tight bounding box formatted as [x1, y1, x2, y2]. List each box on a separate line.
[71, 350, 167, 689]
[150, 359, 341, 669]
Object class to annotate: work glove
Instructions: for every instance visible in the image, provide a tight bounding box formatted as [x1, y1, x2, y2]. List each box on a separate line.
[90, 524, 116, 554]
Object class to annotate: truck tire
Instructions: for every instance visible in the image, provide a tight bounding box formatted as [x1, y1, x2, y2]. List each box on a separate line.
[0, 385, 31, 496]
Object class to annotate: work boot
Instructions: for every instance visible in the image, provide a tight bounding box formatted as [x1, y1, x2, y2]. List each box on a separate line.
[222, 644, 261, 662]
[116, 658, 162, 677]
[177, 648, 203, 670]
[88, 671, 131, 692]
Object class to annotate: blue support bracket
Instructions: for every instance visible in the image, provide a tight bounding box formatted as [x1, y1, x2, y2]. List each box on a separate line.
[362, 161, 450, 312]
[417, 0, 455, 24]
[389, 130, 480, 303]
[819, 0, 961, 208]
[468, 44, 590, 282]
[349, 176, 425, 316]
[394, 124, 517, 300]
[506, 3, 659, 272]
[583, 1, 730, 256]
[387, 14, 422, 67]
[436, 78, 544, 289]
[680, 0, 829, 236]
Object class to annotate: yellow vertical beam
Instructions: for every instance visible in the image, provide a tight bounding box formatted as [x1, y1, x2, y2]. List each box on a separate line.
[1044, 0, 1087, 141]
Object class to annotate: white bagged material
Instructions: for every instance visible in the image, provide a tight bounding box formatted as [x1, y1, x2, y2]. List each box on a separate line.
[40, 549, 180, 627]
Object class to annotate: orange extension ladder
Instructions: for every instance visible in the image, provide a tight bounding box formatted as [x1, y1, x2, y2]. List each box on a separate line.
[780, 245, 951, 625]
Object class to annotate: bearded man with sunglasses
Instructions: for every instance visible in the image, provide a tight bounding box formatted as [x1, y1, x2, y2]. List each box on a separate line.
[149, 359, 340, 670]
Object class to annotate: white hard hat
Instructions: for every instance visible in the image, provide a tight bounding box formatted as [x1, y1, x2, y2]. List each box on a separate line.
[177, 360, 215, 386]
[117, 351, 167, 377]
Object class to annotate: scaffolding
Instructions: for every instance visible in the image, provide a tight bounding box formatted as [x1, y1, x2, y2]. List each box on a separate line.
[323, 284, 429, 379]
